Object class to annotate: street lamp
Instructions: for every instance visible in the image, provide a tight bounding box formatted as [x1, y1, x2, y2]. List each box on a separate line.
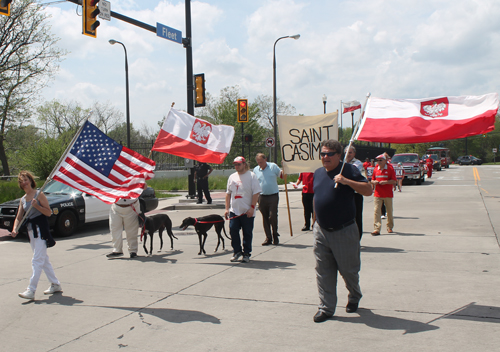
[109, 39, 131, 149]
[322, 94, 327, 114]
[273, 34, 300, 163]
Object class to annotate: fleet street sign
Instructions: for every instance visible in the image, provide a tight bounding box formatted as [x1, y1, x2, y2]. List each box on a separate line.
[156, 22, 182, 44]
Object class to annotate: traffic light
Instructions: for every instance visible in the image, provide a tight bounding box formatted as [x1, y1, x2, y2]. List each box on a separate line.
[83, 0, 100, 38]
[244, 134, 253, 143]
[237, 99, 248, 123]
[0, 0, 12, 17]
[194, 73, 206, 107]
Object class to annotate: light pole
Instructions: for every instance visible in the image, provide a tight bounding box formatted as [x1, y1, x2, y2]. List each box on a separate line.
[322, 94, 327, 114]
[109, 39, 131, 149]
[273, 34, 300, 163]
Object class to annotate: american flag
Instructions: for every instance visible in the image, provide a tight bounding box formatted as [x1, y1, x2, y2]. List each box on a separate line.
[52, 121, 156, 204]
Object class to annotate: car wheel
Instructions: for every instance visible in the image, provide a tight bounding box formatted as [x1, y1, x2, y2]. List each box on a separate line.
[55, 210, 77, 237]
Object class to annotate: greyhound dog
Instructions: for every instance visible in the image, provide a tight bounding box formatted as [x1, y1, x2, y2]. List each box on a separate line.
[139, 213, 178, 256]
[179, 214, 230, 255]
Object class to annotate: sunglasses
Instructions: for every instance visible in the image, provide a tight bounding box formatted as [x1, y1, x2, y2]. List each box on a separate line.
[320, 152, 337, 157]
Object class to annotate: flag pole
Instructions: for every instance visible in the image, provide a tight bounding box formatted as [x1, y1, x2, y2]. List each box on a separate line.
[283, 173, 293, 237]
[13, 111, 92, 234]
[335, 93, 371, 188]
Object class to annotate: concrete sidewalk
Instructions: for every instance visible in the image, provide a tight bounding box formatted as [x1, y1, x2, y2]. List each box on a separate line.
[0, 171, 499, 352]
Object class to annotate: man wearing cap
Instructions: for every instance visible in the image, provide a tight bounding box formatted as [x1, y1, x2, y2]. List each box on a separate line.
[312, 140, 373, 323]
[225, 156, 261, 263]
[371, 153, 397, 236]
[253, 153, 282, 245]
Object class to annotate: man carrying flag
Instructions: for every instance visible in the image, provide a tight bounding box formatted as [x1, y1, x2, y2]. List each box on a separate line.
[52, 120, 156, 259]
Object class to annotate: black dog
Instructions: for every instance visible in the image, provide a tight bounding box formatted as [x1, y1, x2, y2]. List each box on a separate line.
[139, 213, 177, 256]
[179, 214, 229, 255]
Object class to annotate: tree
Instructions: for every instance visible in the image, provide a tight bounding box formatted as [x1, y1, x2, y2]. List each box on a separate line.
[253, 94, 296, 130]
[37, 100, 90, 138]
[0, 0, 65, 175]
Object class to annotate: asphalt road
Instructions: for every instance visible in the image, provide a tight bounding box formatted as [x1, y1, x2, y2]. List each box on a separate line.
[0, 165, 499, 352]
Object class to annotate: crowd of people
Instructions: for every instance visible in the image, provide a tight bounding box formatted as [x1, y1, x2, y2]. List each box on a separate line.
[11, 140, 420, 324]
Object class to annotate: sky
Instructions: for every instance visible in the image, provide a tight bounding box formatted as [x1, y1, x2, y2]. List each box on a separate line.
[40, 0, 500, 132]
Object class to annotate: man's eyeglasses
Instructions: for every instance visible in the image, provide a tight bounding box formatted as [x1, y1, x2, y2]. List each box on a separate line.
[320, 152, 337, 157]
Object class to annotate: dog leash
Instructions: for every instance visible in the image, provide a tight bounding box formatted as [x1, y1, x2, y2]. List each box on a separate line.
[194, 218, 225, 224]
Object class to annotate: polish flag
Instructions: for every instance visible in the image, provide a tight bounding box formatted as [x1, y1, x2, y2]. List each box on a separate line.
[354, 93, 499, 144]
[343, 100, 362, 113]
[152, 108, 235, 164]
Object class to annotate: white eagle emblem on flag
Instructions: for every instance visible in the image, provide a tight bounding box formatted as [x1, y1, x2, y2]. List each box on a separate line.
[420, 97, 449, 118]
[190, 119, 212, 144]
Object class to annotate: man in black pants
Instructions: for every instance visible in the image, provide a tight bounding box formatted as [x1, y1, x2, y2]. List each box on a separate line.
[194, 162, 213, 204]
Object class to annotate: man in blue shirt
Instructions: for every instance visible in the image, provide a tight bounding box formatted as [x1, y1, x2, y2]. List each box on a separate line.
[253, 153, 282, 245]
[312, 140, 372, 323]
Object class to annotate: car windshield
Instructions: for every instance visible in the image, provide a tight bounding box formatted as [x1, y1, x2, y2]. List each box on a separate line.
[43, 180, 81, 195]
[392, 155, 418, 163]
[430, 155, 439, 161]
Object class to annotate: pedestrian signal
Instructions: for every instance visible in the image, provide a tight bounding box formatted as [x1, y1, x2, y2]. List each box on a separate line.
[237, 99, 248, 123]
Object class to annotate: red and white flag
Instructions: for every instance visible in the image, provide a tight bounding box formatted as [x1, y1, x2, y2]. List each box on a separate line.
[52, 121, 156, 204]
[354, 93, 499, 144]
[152, 108, 235, 164]
[343, 100, 362, 113]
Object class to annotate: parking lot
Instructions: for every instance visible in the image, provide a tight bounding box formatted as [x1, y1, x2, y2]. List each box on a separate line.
[0, 165, 499, 351]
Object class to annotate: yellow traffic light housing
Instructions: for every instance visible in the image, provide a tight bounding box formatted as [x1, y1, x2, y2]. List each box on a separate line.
[83, 0, 100, 38]
[194, 73, 206, 107]
[0, 0, 12, 17]
[237, 99, 249, 123]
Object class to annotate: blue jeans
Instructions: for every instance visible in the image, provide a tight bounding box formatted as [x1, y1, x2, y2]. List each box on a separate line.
[229, 212, 254, 256]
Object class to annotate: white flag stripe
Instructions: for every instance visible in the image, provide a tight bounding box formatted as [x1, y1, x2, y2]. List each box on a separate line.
[120, 151, 156, 173]
[54, 172, 117, 203]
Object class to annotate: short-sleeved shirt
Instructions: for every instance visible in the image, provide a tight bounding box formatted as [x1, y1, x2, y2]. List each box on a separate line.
[372, 164, 397, 198]
[313, 162, 367, 229]
[253, 162, 281, 195]
[226, 170, 262, 216]
[194, 163, 212, 179]
[298, 173, 314, 194]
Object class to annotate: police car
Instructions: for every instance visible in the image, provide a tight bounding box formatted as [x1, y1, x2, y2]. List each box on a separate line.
[0, 180, 158, 236]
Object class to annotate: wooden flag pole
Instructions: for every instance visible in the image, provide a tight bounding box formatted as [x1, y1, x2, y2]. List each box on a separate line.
[283, 174, 293, 237]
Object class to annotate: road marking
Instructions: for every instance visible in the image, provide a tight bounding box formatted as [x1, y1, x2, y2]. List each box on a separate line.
[473, 167, 480, 185]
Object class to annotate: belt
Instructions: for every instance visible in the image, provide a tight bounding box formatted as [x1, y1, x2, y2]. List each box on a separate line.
[261, 193, 278, 197]
[325, 219, 355, 232]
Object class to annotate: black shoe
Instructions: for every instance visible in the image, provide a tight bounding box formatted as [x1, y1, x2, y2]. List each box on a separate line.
[262, 239, 273, 246]
[130, 252, 137, 258]
[196, 201, 203, 204]
[313, 311, 333, 323]
[301, 226, 310, 231]
[106, 252, 123, 258]
[346, 302, 358, 313]
[207, 201, 212, 204]
[273, 237, 279, 245]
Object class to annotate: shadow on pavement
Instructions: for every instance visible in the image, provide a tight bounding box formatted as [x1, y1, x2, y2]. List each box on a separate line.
[335, 308, 439, 334]
[361, 246, 405, 253]
[203, 260, 296, 270]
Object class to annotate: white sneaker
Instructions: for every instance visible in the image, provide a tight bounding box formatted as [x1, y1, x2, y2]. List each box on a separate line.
[230, 252, 243, 262]
[381, 215, 387, 219]
[19, 289, 35, 301]
[44, 283, 63, 295]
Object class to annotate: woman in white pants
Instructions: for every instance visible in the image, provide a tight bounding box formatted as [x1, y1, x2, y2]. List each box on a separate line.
[11, 171, 62, 301]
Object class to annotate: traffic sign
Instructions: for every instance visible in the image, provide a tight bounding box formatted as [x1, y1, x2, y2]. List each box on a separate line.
[493, 148, 497, 153]
[98, 0, 111, 21]
[265, 137, 275, 148]
[156, 22, 182, 44]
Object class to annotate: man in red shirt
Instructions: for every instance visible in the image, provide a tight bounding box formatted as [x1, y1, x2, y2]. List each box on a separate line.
[371, 154, 397, 236]
[294, 172, 314, 231]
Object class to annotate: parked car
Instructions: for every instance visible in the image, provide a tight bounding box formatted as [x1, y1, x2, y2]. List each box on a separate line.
[456, 156, 482, 165]
[422, 154, 442, 171]
[0, 180, 158, 236]
[390, 153, 425, 185]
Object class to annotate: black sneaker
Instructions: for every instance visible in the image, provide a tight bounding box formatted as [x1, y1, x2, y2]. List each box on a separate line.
[106, 252, 123, 258]
[130, 252, 137, 258]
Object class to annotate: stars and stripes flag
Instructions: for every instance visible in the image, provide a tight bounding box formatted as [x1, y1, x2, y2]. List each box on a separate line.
[343, 100, 362, 113]
[152, 108, 235, 164]
[354, 93, 499, 144]
[52, 121, 156, 204]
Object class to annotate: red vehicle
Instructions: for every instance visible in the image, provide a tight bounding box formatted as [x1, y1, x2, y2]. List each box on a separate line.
[426, 147, 451, 168]
[390, 153, 425, 185]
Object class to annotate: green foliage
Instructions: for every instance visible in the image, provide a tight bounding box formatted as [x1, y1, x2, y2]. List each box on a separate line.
[24, 136, 68, 180]
[0, 178, 44, 203]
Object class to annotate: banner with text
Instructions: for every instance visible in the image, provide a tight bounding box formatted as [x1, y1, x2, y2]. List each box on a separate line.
[278, 112, 338, 174]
